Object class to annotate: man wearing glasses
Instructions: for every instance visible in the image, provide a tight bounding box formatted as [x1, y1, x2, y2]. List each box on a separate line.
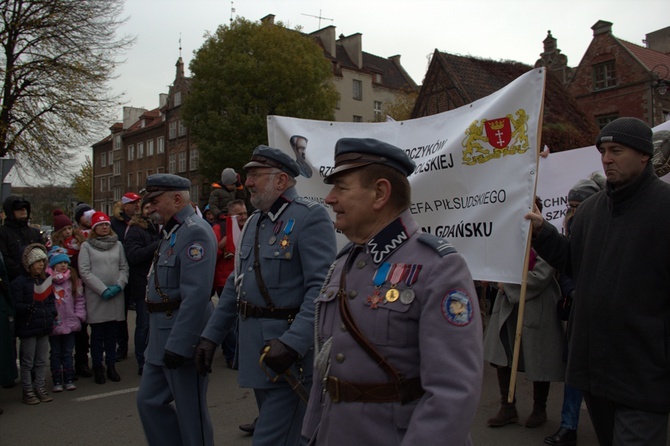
[196, 145, 336, 445]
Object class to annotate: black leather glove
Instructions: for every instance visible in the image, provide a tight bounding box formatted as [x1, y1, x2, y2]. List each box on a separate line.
[163, 349, 185, 369]
[195, 338, 218, 376]
[261, 339, 299, 375]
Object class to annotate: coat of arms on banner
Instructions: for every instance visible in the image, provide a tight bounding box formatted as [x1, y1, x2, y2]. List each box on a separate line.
[461, 109, 530, 165]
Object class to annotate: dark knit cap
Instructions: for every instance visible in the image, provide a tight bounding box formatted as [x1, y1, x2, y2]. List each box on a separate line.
[52, 209, 73, 232]
[74, 202, 92, 224]
[596, 117, 653, 156]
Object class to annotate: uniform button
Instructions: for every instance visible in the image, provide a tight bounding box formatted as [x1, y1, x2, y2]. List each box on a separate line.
[274, 251, 279, 257]
[327, 290, 334, 297]
[242, 291, 246, 296]
[335, 353, 345, 363]
[356, 260, 366, 269]
[348, 290, 357, 299]
[340, 323, 347, 332]
[261, 224, 266, 229]
[284, 252, 291, 259]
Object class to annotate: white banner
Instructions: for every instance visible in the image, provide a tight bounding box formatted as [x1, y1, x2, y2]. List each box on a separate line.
[267, 68, 546, 284]
[537, 120, 670, 232]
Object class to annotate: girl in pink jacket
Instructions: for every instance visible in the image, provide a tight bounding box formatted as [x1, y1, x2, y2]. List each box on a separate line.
[47, 246, 86, 392]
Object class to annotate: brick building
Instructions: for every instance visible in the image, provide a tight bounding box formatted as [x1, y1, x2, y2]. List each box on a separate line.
[562, 21, 670, 129]
[411, 50, 597, 152]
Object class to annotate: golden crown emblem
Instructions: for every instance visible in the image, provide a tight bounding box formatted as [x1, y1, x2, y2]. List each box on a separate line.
[488, 120, 506, 130]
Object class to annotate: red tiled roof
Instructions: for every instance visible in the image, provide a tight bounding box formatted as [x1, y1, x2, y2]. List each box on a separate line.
[620, 39, 670, 75]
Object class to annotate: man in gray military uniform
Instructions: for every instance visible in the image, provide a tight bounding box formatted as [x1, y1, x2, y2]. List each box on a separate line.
[136, 174, 217, 446]
[195, 145, 336, 446]
[301, 138, 484, 445]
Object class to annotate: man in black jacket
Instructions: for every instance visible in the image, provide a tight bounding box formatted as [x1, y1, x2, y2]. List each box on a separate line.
[526, 118, 670, 446]
[123, 198, 160, 375]
[0, 196, 43, 282]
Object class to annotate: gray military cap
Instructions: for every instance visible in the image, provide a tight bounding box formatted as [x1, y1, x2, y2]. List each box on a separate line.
[145, 174, 191, 199]
[324, 138, 416, 184]
[243, 145, 300, 178]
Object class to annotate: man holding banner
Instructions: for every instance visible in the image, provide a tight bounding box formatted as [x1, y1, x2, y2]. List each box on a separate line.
[526, 118, 670, 446]
[301, 138, 483, 445]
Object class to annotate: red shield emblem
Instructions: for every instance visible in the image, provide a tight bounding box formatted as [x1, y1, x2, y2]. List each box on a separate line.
[484, 118, 512, 149]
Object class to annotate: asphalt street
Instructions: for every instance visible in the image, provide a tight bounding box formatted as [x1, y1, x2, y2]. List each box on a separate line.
[0, 315, 601, 445]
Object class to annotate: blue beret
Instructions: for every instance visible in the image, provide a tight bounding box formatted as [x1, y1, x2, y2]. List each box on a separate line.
[145, 174, 191, 199]
[324, 138, 416, 184]
[243, 145, 300, 178]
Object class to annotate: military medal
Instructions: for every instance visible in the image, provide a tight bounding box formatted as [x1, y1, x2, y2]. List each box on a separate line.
[280, 219, 295, 249]
[399, 264, 422, 305]
[385, 263, 408, 303]
[400, 289, 415, 304]
[368, 262, 391, 309]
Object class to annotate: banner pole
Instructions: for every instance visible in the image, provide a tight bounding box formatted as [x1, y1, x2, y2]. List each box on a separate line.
[508, 68, 546, 403]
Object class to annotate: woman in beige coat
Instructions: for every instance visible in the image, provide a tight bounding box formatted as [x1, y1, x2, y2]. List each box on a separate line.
[78, 212, 128, 385]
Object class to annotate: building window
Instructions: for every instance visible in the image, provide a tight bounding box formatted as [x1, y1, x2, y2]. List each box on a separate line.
[178, 120, 187, 137]
[114, 134, 121, 150]
[147, 169, 153, 178]
[157, 137, 164, 154]
[191, 184, 199, 204]
[593, 61, 616, 90]
[101, 152, 107, 167]
[100, 177, 106, 192]
[353, 115, 363, 122]
[374, 101, 382, 121]
[147, 139, 154, 156]
[113, 161, 121, 176]
[353, 79, 363, 100]
[178, 152, 187, 172]
[596, 114, 619, 129]
[169, 154, 176, 173]
[190, 149, 198, 171]
[137, 170, 143, 188]
[108, 175, 113, 191]
[169, 121, 177, 139]
[137, 142, 144, 159]
[128, 144, 135, 161]
[114, 186, 121, 202]
[373, 73, 382, 84]
[157, 167, 165, 174]
[174, 91, 182, 107]
[128, 172, 133, 189]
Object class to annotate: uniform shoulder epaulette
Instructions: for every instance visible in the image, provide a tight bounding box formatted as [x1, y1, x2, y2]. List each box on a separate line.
[294, 197, 319, 209]
[336, 242, 354, 259]
[418, 233, 457, 257]
[184, 214, 197, 227]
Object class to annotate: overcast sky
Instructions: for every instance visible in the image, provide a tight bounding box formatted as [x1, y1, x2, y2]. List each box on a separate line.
[111, 0, 668, 113]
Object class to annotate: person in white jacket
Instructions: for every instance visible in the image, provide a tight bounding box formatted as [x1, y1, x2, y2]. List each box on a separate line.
[78, 212, 128, 385]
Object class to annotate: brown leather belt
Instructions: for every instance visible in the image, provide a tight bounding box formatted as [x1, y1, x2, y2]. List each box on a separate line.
[326, 376, 424, 404]
[238, 300, 300, 322]
[146, 299, 182, 313]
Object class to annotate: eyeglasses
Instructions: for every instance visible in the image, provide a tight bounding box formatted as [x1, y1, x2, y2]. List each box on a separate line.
[246, 171, 280, 180]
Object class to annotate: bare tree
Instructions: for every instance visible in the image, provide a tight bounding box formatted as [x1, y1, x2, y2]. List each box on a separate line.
[0, 0, 134, 180]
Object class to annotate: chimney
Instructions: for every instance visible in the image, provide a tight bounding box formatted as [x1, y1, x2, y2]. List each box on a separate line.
[311, 26, 336, 57]
[592, 20, 613, 36]
[260, 14, 275, 25]
[339, 33, 363, 69]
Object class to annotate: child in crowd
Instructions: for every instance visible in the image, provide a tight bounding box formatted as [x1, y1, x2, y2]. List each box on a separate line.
[51, 209, 87, 270]
[47, 246, 86, 392]
[78, 212, 128, 384]
[11, 244, 56, 405]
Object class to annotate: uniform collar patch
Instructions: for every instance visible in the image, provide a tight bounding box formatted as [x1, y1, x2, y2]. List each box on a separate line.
[366, 217, 409, 265]
[267, 195, 292, 222]
[442, 289, 473, 326]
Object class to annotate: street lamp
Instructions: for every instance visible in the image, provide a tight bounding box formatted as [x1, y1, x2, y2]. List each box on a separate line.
[651, 64, 669, 127]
